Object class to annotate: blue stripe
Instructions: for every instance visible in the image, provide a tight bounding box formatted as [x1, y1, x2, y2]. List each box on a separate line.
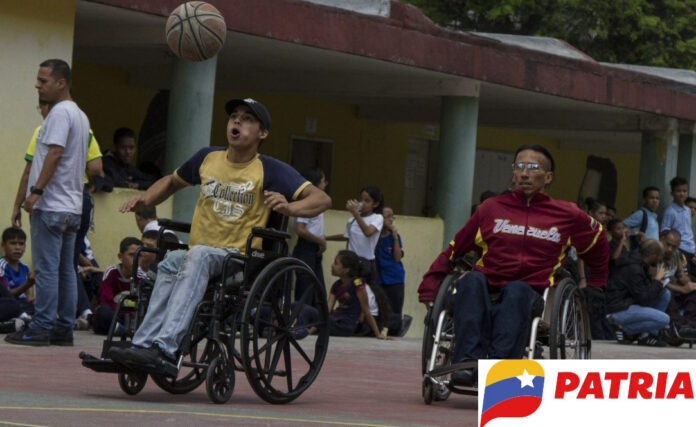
[482, 376, 544, 412]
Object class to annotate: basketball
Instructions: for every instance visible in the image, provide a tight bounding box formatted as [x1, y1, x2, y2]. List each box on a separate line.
[165, 2, 227, 62]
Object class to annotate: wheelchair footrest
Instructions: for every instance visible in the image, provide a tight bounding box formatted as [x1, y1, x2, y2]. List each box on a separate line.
[79, 352, 122, 374]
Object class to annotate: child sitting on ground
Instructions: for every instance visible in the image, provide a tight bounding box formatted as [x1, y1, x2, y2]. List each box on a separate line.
[92, 237, 141, 335]
[328, 250, 390, 340]
[0, 227, 35, 332]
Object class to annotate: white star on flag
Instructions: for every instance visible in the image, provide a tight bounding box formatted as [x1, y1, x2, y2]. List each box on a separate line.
[516, 369, 536, 388]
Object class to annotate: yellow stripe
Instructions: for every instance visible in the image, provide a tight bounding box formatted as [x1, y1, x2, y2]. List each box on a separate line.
[475, 228, 487, 268]
[485, 360, 544, 386]
[577, 223, 603, 256]
[292, 181, 311, 201]
[548, 236, 572, 287]
[0, 407, 396, 427]
[447, 239, 456, 262]
[171, 171, 191, 187]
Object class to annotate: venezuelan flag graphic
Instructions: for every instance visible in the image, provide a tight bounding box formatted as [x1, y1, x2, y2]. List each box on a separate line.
[480, 360, 544, 427]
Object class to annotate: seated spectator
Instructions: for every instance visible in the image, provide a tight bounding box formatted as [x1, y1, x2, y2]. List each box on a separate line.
[328, 250, 390, 339]
[103, 127, 155, 190]
[659, 229, 696, 338]
[138, 229, 178, 276]
[134, 205, 178, 240]
[624, 186, 660, 248]
[0, 228, 35, 332]
[92, 237, 141, 335]
[606, 205, 616, 223]
[606, 239, 670, 346]
[77, 237, 103, 302]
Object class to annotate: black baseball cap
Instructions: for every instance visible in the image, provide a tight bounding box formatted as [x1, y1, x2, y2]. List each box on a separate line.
[225, 98, 272, 130]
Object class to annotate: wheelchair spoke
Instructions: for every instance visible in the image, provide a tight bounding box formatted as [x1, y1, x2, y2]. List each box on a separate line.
[283, 339, 293, 392]
[266, 336, 286, 385]
[289, 336, 315, 368]
[256, 331, 282, 356]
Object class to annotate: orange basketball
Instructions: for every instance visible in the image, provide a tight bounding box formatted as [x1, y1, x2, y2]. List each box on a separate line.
[165, 2, 226, 62]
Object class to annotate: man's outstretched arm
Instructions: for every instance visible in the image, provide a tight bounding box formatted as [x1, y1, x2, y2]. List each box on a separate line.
[120, 174, 187, 213]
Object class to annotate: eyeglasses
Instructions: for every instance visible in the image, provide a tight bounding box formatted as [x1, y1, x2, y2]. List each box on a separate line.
[512, 162, 545, 173]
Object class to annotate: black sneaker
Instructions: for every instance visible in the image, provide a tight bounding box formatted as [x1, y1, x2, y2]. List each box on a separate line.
[114, 345, 178, 377]
[607, 316, 634, 344]
[637, 335, 667, 347]
[4, 326, 50, 346]
[50, 328, 74, 346]
[451, 368, 477, 387]
[0, 319, 17, 334]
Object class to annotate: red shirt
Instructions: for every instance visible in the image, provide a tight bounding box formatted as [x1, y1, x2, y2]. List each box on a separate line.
[418, 189, 608, 302]
[98, 265, 131, 309]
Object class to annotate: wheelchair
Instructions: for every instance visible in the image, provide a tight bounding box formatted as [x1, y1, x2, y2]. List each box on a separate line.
[80, 214, 330, 404]
[420, 261, 590, 404]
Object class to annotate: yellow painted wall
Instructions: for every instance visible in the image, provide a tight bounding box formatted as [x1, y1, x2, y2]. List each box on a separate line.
[71, 62, 157, 154]
[90, 189, 173, 267]
[0, 0, 76, 265]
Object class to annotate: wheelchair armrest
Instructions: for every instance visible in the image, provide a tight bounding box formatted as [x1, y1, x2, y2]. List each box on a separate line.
[249, 226, 290, 242]
[158, 218, 192, 233]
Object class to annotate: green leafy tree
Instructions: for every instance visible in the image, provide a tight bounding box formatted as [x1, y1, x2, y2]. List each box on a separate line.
[404, 0, 696, 69]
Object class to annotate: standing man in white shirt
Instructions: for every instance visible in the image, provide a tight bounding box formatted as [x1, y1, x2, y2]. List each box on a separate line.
[6, 59, 88, 346]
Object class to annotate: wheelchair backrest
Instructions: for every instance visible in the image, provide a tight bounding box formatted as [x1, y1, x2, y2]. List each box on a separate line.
[242, 212, 290, 287]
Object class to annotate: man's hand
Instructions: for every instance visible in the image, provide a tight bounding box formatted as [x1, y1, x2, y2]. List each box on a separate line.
[11, 207, 22, 228]
[655, 263, 666, 281]
[318, 238, 327, 254]
[376, 333, 394, 340]
[120, 195, 147, 213]
[22, 194, 40, 214]
[264, 191, 291, 215]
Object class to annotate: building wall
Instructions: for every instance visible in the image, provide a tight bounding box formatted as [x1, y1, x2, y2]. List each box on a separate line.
[0, 0, 77, 262]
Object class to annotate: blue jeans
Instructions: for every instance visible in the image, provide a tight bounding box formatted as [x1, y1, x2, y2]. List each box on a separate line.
[30, 209, 81, 332]
[453, 271, 542, 361]
[132, 245, 236, 358]
[609, 289, 671, 336]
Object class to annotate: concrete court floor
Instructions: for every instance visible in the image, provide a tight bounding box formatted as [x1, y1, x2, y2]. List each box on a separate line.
[0, 331, 694, 427]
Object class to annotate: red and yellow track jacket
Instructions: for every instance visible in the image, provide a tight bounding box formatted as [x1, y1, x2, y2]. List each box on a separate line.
[418, 189, 608, 302]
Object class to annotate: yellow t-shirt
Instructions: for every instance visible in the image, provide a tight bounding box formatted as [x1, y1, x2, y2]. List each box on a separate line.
[173, 147, 309, 252]
[26, 125, 102, 184]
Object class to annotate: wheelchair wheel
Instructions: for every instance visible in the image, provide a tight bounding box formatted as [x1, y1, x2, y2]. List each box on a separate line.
[118, 370, 147, 395]
[422, 273, 458, 404]
[206, 355, 235, 404]
[241, 258, 329, 404]
[549, 278, 591, 359]
[150, 320, 211, 394]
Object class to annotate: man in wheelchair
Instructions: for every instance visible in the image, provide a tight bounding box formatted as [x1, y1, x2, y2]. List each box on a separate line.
[418, 144, 608, 386]
[109, 98, 331, 376]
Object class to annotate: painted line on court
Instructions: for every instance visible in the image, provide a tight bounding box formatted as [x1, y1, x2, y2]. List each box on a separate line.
[0, 406, 397, 427]
[0, 421, 47, 427]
